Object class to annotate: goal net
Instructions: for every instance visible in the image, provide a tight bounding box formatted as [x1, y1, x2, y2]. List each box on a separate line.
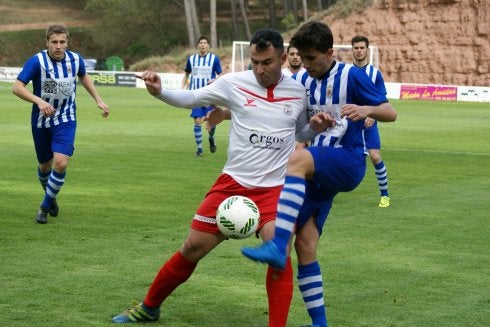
[231, 41, 379, 73]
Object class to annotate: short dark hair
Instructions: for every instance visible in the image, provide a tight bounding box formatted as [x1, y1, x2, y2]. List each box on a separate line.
[351, 35, 369, 48]
[198, 35, 209, 44]
[250, 28, 284, 53]
[290, 21, 333, 53]
[286, 44, 297, 54]
[46, 24, 69, 40]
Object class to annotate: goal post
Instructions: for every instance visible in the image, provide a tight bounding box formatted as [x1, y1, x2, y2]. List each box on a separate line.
[231, 41, 379, 73]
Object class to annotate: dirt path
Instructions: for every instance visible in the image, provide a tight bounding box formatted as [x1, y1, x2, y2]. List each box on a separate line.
[0, 20, 94, 32]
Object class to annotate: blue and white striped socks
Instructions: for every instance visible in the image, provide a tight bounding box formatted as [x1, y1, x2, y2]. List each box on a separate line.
[374, 161, 389, 196]
[273, 175, 306, 253]
[298, 261, 327, 327]
[41, 170, 65, 209]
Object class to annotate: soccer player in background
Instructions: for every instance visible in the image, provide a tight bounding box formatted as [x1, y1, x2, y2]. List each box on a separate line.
[282, 44, 304, 77]
[352, 34, 391, 207]
[12, 24, 110, 224]
[242, 21, 397, 327]
[112, 28, 327, 326]
[182, 35, 223, 156]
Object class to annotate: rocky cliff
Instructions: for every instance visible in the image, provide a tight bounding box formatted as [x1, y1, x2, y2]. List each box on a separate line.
[323, 0, 489, 86]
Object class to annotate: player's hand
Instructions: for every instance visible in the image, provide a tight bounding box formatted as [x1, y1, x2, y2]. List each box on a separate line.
[341, 104, 369, 121]
[309, 112, 336, 133]
[204, 106, 224, 132]
[38, 101, 55, 117]
[364, 117, 375, 128]
[97, 100, 110, 118]
[135, 70, 162, 96]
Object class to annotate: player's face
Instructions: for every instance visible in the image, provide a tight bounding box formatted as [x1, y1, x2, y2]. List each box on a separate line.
[46, 33, 68, 61]
[352, 41, 368, 64]
[287, 47, 302, 69]
[250, 44, 286, 88]
[198, 39, 210, 55]
[298, 48, 334, 80]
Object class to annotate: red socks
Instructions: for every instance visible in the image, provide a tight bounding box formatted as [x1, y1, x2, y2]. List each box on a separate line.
[144, 251, 292, 327]
[144, 251, 197, 308]
[266, 257, 293, 327]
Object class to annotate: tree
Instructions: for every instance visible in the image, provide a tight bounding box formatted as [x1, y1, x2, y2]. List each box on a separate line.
[231, 0, 239, 40]
[210, 0, 217, 48]
[184, 0, 196, 47]
[239, 0, 251, 40]
[302, 0, 308, 22]
[269, 0, 277, 28]
[190, 0, 201, 39]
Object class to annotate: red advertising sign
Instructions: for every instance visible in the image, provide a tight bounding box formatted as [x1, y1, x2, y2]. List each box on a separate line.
[400, 85, 457, 101]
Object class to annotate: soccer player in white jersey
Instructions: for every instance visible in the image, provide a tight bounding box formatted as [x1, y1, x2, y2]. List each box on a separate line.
[242, 21, 397, 327]
[112, 28, 327, 326]
[282, 44, 304, 77]
[12, 24, 109, 224]
[182, 36, 223, 156]
[352, 34, 391, 207]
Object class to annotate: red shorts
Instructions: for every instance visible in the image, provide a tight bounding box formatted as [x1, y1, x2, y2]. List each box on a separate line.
[192, 174, 283, 235]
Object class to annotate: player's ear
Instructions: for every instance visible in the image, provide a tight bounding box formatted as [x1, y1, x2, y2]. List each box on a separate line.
[326, 48, 334, 58]
[280, 51, 287, 64]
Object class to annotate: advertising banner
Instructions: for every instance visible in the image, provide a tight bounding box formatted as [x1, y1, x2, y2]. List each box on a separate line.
[399, 84, 457, 101]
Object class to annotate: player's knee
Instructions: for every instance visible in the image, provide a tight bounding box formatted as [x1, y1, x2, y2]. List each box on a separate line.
[369, 150, 381, 164]
[287, 149, 313, 176]
[294, 237, 317, 262]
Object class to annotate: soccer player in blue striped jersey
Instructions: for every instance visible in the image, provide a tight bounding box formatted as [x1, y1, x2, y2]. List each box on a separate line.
[242, 21, 397, 327]
[12, 24, 110, 224]
[352, 34, 391, 207]
[182, 36, 223, 156]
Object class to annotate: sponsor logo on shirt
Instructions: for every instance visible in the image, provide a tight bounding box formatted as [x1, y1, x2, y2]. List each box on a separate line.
[249, 131, 285, 150]
[244, 98, 257, 107]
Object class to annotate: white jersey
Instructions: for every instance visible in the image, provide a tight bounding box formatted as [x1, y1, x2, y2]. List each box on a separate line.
[282, 67, 306, 78]
[158, 70, 308, 187]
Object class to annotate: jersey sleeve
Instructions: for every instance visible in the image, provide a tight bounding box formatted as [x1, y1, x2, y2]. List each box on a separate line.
[77, 52, 87, 77]
[17, 55, 40, 85]
[158, 75, 230, 109]
[374, 70, 387, 95]
[184, 57, 192, 73]
[347, 68, 388, 106]
[214, 56, 222, 75]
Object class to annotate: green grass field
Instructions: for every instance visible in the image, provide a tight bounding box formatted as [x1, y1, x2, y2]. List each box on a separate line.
[1, 82, 489, 327]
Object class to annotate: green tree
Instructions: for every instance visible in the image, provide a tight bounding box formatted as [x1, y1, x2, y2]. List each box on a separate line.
[84, 0, 187, 64]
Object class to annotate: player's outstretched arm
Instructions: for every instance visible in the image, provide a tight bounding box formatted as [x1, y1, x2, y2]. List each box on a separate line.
[135, 70, 162, 96]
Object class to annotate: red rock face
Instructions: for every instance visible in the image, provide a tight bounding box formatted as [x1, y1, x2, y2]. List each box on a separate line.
[328, 0, 489, 86]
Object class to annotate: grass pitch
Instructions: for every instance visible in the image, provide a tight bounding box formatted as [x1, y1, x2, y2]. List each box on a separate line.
[1, 82, 489, 326]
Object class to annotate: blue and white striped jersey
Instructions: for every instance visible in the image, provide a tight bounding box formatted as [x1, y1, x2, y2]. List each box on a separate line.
[17, 50, 86, 128]
[185, 52, 222, 90]
[294, 61, 388, 155]
[359, 63, 387, 94]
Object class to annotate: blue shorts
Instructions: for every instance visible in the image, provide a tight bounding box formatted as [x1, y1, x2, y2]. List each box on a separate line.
[364, 121, 381, 150]
[296, 146, 366, 234]
[32, 121, 76, 164]
[190, 106, 214, 118]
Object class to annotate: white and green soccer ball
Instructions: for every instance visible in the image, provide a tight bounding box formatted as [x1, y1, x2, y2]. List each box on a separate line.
[216, 195, 260, 239]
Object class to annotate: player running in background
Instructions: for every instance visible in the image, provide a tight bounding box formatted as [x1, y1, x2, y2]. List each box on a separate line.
[352, 34, 391, 207]
[12, 24, 110, 224]
[112, 28, 325, 326]
[242, 21, 397, 327]
[282, 44, 304, 77]
[182, 35, 223, 156]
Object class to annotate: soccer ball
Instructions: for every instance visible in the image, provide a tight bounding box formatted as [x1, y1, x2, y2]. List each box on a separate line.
[216, 195, 260, 239]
